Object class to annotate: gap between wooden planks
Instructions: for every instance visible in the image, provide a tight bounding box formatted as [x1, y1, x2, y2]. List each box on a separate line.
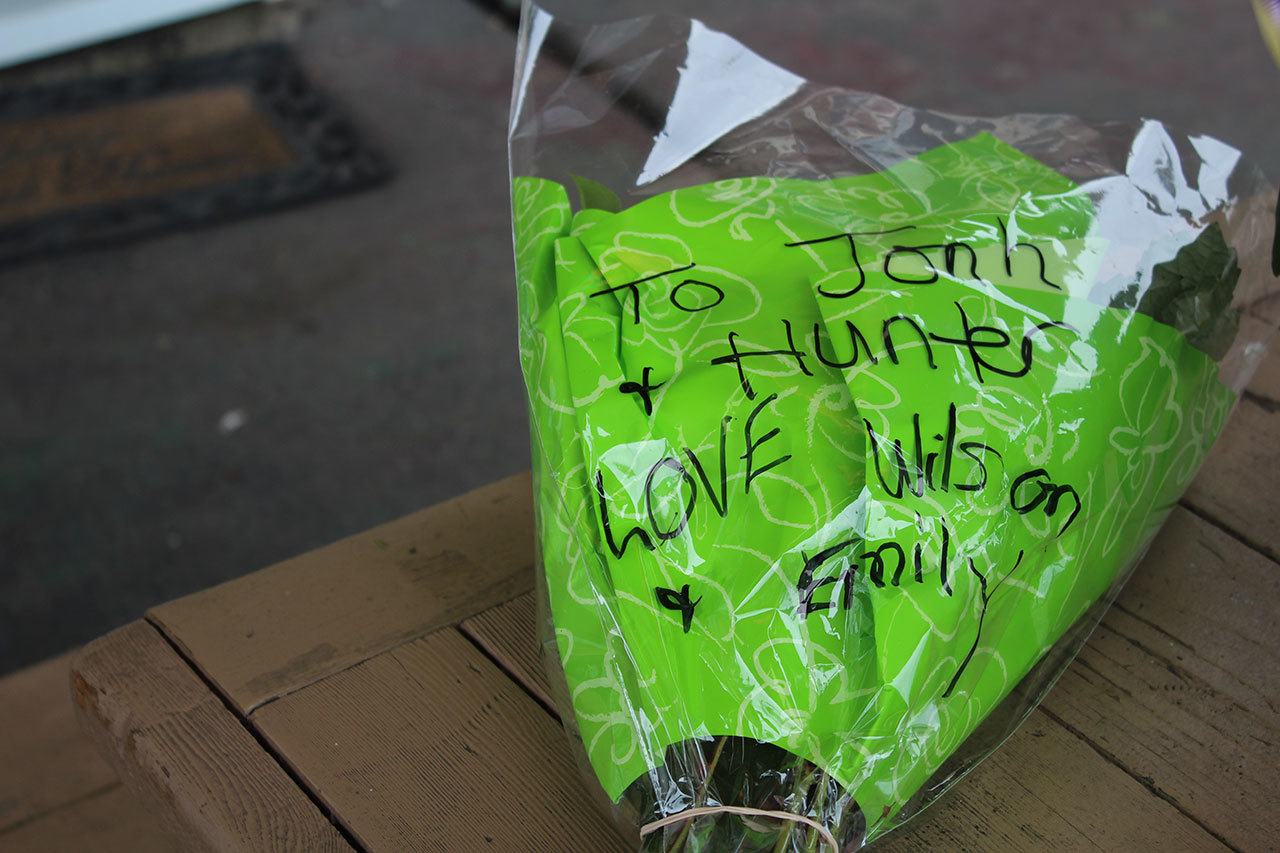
[73, 621, 353, 852]
[250, 626, 632, 851]
[1187, 396, 1280, 560]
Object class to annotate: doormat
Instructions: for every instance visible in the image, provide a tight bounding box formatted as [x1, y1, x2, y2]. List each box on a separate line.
[0, 44, 390, 265]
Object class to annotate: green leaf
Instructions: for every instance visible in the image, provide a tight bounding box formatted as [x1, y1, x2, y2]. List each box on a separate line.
[571, 174, 623, 213]
[1115, 222, 1242, 361]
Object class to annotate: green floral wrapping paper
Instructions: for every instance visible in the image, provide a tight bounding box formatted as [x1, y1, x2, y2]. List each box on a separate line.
[512, 132, 1243, 844]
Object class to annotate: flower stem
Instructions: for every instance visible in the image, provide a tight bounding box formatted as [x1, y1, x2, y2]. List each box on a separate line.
[771, 760, 815, 853]
[803, 771, 830, 853]
[666, 736, 728, 853]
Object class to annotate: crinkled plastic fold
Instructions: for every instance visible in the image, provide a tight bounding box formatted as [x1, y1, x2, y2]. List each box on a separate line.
[507, 5, 1279, 850]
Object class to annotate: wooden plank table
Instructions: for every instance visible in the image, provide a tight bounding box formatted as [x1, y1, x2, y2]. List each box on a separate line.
[68, 369, 1280, 851]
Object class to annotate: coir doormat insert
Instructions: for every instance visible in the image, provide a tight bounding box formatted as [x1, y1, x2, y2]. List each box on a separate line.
[0, 44, 390, 265]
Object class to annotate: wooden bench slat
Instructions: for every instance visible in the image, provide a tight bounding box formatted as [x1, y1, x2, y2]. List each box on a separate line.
[0, 651, 117, 833]
[1248, 344, 1280, 402]
[1101, 508, 1278, 716]
[459, 588, 1227, 850]
[1186, 398, 1280, 560]
[1047, 625, 1271, 849]
[1039, 507, 1280, 850]
[459, 592, 554, 713]
[251, 626, 631, 852]
[0, 785, 178, 853]
[71, 622, 352, 853]
[149, 472, 535, 713]
[877, 710, 1227, 852]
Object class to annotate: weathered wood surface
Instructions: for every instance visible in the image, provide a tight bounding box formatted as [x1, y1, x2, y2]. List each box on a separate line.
[0, 650, 175, 852]
[878, 716, 1225, 852]
[71, 622, 352, 852]
[1248, 346, 1280, 401]
[1186, 398, 1280, 560]
[460, 591, 554, 712]
[1039, 508, 1280, 851]
[253, 627, 629, 851]
[0, 786, 178, 853]
[149, 472, 535, 713]
[0, 651, 117, 832]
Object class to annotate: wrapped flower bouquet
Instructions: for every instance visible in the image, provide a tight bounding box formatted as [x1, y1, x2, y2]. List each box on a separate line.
[508, 7, 1279, 850]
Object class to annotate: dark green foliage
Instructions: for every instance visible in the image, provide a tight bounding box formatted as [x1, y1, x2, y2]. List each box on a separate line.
[1112, 222, 1242, 361]
[634, 737, 863, 852]
[571, 174, 623, 213]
